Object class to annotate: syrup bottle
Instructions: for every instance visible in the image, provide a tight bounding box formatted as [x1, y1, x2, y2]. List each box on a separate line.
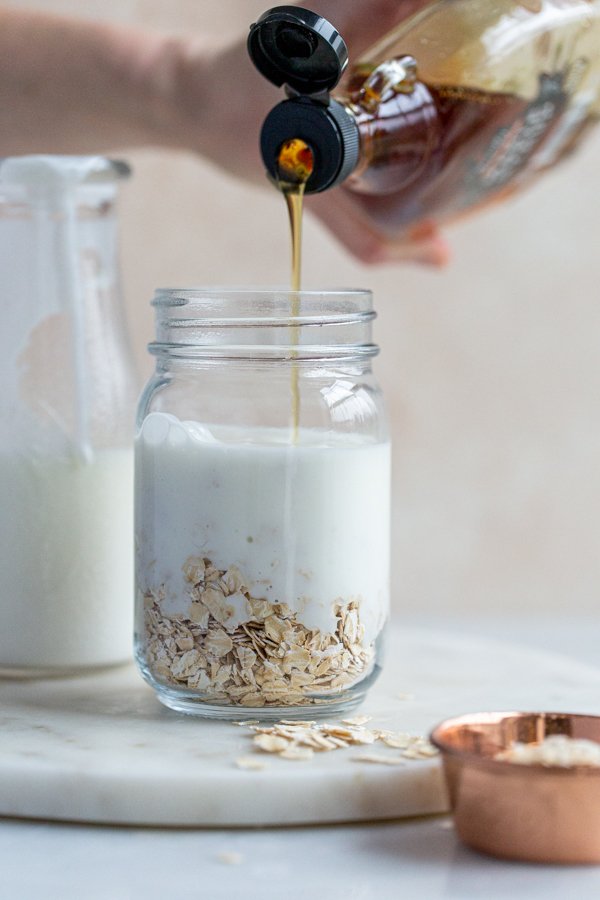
[248, 3, 600, 236]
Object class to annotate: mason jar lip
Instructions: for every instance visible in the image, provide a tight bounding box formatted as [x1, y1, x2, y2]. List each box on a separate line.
[153, 287, 372, 304]
[150, 287, 378, 361]
[152, 287, 375, 329]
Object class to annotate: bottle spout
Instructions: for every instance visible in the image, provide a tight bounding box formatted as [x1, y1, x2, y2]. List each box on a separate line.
[259, 96, 359, 194]
[249, 7, 360, 193]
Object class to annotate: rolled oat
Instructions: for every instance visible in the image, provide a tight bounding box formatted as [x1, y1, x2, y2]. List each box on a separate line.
[143, 556, 375, 708]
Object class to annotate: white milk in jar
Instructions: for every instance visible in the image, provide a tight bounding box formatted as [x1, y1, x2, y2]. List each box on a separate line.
[134, 288, 390, 717]
[0, 450, 133, 668]
[0, 156, 137, 673]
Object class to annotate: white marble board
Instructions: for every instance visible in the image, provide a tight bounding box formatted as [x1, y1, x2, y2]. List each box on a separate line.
[1, 625, 600, 827]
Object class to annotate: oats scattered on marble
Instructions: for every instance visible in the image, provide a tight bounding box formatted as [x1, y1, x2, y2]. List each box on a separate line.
[401, 738, 440, 760]
[342, 715, 373, 726]
[243, 718, 439, 764]
[279, 720, 317, 726]
[253, 733, 290, 753]
[235, 756, 268, 771]
[279, 746, 315, 761]
[142, 556, 375, 708]
[353, 754, 407, 766]
[378, 731, 413, 750]
[346, 728, 378, 745]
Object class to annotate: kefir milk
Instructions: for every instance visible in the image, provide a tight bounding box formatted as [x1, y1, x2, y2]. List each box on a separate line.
[0, 449, 133, 670]
[136, 412, 390, 709]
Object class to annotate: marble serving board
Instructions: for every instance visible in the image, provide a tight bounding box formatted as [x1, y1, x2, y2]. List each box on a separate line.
[2, 625, 600, 827]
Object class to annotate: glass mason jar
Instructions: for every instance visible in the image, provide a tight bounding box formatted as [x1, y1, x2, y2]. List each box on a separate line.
[135, 289, 390, 719]
[0, 156, 137, 675]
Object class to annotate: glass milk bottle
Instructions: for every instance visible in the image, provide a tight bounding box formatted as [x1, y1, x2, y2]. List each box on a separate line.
[0, 156, 137, 674]
[135, 289, 390, 718]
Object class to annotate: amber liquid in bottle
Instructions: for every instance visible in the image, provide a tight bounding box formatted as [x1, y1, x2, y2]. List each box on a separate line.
[276, 139, 314, 442]
[335, 0, 600, 236]
[255, 0, 600, 248]
[343, 62, 581, 236]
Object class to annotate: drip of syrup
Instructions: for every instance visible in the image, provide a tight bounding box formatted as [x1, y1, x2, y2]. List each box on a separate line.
[276, 138, 314, 442]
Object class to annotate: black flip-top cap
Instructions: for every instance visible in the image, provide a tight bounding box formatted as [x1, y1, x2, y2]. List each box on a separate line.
[248, 6, 348, 94]
[260, 97, 360, 193]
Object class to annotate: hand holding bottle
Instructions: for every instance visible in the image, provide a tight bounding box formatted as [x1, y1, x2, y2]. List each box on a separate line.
[250, 1, 600, 265]
[279, 1, 449, 265]
[0, 2, 445, 266]
[202, 0, 448, 264]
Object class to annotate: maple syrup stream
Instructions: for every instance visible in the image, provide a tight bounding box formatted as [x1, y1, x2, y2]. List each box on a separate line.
[277, 139, 314, 443]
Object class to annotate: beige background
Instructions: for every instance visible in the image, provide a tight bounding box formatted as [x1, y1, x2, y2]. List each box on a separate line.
[18, 0, 600, 618]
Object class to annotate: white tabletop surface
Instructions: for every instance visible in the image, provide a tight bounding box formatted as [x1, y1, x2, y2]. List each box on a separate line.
[3, 614, 600, 900]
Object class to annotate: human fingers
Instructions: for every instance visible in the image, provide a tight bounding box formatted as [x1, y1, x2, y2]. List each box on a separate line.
[307, 190, 450, 267]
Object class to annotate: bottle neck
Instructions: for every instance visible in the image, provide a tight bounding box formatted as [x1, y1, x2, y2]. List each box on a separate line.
[345, 80, 440, 195]
[260, 96, 361, 193]
[260, 78, 440, 195]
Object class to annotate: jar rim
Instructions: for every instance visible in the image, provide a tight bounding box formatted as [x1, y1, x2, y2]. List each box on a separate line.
[153, 287, 371, 305]
[150, 288, 378, 362]
[152, 287, 374, 325]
